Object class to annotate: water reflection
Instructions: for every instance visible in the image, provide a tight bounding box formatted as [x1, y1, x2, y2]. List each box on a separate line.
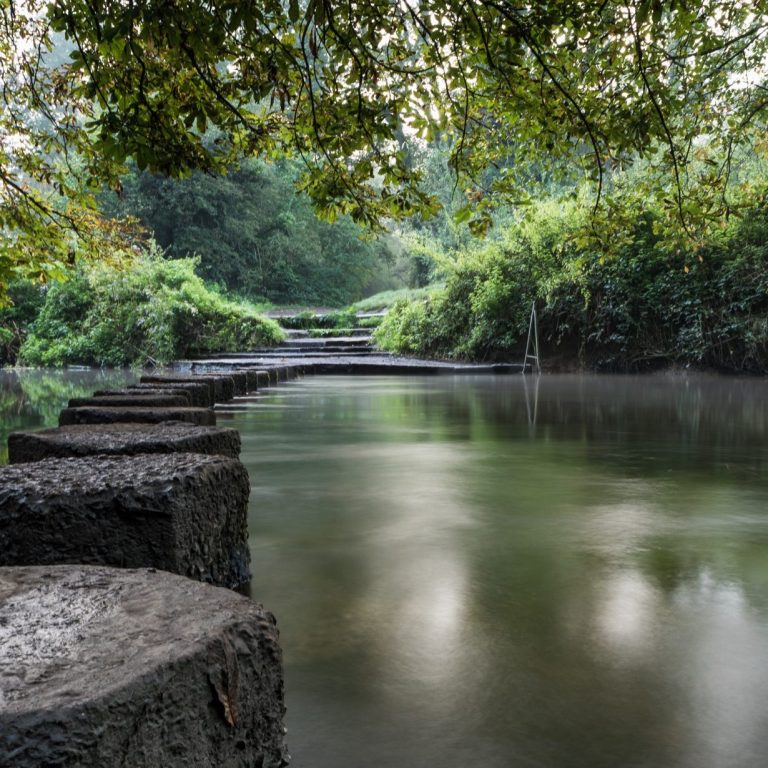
[0, 369, 136, 463]
[232, 374, 768, 768]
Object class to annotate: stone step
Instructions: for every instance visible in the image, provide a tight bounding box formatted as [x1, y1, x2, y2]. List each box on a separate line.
[67, 393, 191, 409]
[8, 423, 241, 463]
[0, 453, 250, 587]
[127, 382, 214, 408]
[0, 565, 287, 768]
[245, 349, 376, 357]
[279, 336, 372, 347]
[140, 374, 237, 402]
[93, 388, 193, 406]
[58, 405, 216, 427]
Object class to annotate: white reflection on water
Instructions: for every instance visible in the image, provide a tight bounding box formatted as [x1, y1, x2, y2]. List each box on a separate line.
[594, 570, 657, 659]
[673, 574, 768, 768]
[356, 442, 473, 700]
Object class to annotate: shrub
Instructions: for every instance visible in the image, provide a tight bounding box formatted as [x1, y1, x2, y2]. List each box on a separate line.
[18, 252, 283, 367]
[375, 198, 768, 372]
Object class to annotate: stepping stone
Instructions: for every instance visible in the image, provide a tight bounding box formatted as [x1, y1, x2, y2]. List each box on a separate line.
[93, 387, 193, 406]
[58, 406, 216, 427]
[8, 423, 241, 463]
[190, 370, 249, 396]
[127, 382, 213, 407]
[227, 371, 248, 395]
[252, 369, 272, 388]
[141, 374, 235, 402]
[0, 565, 288, 768]
[0, 453, 250, 587]
[68, 394, 190, 408]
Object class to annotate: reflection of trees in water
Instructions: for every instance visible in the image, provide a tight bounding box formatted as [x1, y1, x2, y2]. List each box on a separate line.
[241, 374, 768, 768]
[0, 370, 136, 464]
[427, 374, 768, 478]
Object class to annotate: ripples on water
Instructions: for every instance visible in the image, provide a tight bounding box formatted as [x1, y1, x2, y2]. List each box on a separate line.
[3, 370, 768, 768]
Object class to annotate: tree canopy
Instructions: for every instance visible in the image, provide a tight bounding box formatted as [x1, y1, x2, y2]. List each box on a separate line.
[3, 0, 768, 295]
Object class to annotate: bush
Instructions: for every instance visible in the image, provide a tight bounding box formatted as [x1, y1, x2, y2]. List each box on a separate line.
[375, 198, 768, 372]
[0, 280, 47, 365]
[18, 252, 284, 367]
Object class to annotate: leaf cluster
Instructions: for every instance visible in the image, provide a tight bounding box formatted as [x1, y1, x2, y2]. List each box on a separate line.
[376, 190, 768, 372]
[17, 249, 283, 367]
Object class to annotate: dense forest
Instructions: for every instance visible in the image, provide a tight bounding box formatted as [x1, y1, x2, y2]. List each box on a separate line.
[3, 2, 768, 372]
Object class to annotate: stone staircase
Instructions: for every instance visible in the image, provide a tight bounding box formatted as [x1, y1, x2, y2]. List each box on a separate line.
[178, 309, 527, 375]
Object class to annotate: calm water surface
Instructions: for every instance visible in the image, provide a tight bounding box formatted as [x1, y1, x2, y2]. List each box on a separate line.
[0, 369, 136, 463]
[3, 370, 768, 767]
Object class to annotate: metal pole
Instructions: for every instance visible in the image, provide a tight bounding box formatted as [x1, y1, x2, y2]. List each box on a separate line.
[522, 300, 541, 374]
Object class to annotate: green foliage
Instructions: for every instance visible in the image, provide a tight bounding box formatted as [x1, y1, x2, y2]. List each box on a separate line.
[278, 309, 358, 331]
[0, 280, 47, 365]
[5, 0, 768, 297]
[18, 252, 283, 367]
[101, 159, 397, 305]
[351, 286, 443, 313]
[376, 195, 768, 372]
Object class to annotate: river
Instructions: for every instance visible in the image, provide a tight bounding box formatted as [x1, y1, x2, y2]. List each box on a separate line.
[2, 370, 768, 767]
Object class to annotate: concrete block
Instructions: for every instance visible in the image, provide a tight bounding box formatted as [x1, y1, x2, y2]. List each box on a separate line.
[253, 370, 271, 388]
[127, 382, 213, 407]
[58, 406, 216, 427]
[8, 423, 240, 463]
[141, 375, 235, 403]
[0, 565, 288, 768]
[93, 388, 193, 406]
[0, 453, 250, 587]
[68, 394, 190, 408]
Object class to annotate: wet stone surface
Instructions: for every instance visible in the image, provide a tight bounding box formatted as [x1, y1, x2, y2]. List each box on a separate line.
[0, 452, 250, 587]
[0, 565, 288, 768]
[93, 387, 193, 405]
[58, 405, 216, 427]
[126, 382, 213, 407]
[141, 374, 236, 403]
[8, 422, 241, 463]
[67, 393, 191, 408]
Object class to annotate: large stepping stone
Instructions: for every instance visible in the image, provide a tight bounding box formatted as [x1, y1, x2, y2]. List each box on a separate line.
[239, 368, 269, 392]
[93, 387, 193, 405]
[58, 405, 216, 427]
[8, 423, 241, 463]
[0, 453, 250, 587]
[227, 370, 248, 395]
[127, 382, 213, 407]
[0, 565, 288, 768]
[68, 393, 190, 408]
[141, 374, 236, 402]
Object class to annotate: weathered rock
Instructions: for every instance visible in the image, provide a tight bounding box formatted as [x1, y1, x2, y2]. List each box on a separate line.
[0, 453, 250, 587]
[8, 423, 241, 463]
[58, 405, 216, 427]
[141, 374, 235, 402]
[68, 394, 190, 408]
[227, 371, 248, 395]
[127, 382, 213, 407]
[253, 369, 272, 388]
[0, 565, 288, 768]
[93, 387, 193, 405]
[236, 369, 263, 392]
